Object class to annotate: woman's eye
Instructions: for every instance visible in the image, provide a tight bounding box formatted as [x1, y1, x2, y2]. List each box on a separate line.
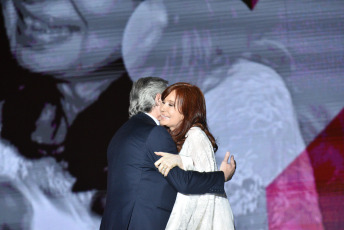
[169, 104, 174, 107]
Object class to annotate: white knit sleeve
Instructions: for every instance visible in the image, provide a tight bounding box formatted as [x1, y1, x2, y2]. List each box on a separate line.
[184, 127, 217, 172]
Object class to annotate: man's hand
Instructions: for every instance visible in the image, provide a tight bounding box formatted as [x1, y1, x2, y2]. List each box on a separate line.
[219, 152, 236, 182]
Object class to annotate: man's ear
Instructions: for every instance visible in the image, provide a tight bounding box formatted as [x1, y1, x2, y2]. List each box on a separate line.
[155, 93, 162, 105]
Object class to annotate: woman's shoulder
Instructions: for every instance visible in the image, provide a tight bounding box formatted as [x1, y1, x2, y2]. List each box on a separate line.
[186, 126, 206, 139]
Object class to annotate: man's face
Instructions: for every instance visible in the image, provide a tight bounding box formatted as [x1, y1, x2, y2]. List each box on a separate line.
[2, 0, 137, 77]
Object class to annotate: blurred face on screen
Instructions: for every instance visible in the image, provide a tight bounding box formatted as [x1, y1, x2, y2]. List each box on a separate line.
[2, 0, 137, 77]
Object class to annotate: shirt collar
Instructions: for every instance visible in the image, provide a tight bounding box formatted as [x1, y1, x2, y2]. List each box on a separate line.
[144, 112, 160, 125]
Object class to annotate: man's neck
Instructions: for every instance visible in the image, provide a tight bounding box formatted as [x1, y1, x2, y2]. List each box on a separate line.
[145, 112, 159, 125]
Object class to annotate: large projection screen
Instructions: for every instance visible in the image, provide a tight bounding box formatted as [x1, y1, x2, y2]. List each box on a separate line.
[0, 0, 343, 229]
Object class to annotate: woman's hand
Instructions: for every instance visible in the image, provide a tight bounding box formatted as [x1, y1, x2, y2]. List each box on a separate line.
[154, 152, 184, 177]
[219, 152, 236, 182]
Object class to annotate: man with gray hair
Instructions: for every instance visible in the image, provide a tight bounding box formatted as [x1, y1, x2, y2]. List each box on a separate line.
[100, 77, 235, 230]
[128, 77, 168, 118]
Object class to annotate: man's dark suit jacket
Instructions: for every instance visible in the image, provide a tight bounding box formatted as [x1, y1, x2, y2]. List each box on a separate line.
[100, 112, 225, 230]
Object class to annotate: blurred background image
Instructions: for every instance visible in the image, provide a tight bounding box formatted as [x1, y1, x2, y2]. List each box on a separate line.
[0, 0, 343, 229]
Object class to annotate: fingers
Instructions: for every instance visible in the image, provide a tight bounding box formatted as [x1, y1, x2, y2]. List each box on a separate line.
[155, 151, 166, 156]
[154, 158, 172, 168]
[158, 163, 165, 172]
[154, 158, 162, 168]
[230, 155, 235, 164]
[158, 163, 172, 176]
[229, 155, 236, 169]
[154, 152, 168, 167]
[154, 151, 177, 176]
[219, 152, 237, 182]
[164, 167, 171, 177]
[156, 160, 174, 175]
[222, 151, 230, 163]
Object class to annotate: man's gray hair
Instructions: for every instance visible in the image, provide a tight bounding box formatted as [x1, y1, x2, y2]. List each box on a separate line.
[129, 77, 168, 117]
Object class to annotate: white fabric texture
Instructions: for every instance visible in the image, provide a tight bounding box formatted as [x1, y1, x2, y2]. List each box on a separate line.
[166, 127, 235, 230]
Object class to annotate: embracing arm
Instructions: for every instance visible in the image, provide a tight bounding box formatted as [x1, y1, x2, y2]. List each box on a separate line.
[146, 126, 236, 194]
[154, 128, 236, 179]
[146, 126, 225, 194]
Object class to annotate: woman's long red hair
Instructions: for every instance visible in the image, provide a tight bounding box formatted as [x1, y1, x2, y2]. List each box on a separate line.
[161, 82, 218, 152]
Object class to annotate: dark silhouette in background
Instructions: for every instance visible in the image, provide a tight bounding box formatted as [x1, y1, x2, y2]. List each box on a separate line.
[0, 7, 132, 215]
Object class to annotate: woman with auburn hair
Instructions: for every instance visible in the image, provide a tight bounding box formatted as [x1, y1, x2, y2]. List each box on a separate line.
[155, 82, 235, 229]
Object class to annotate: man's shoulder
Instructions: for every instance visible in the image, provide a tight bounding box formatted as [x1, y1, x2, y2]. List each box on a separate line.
[111, 113, 154, 140]
[146, 126, 177, 153]
[147, 125, 171, 140]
